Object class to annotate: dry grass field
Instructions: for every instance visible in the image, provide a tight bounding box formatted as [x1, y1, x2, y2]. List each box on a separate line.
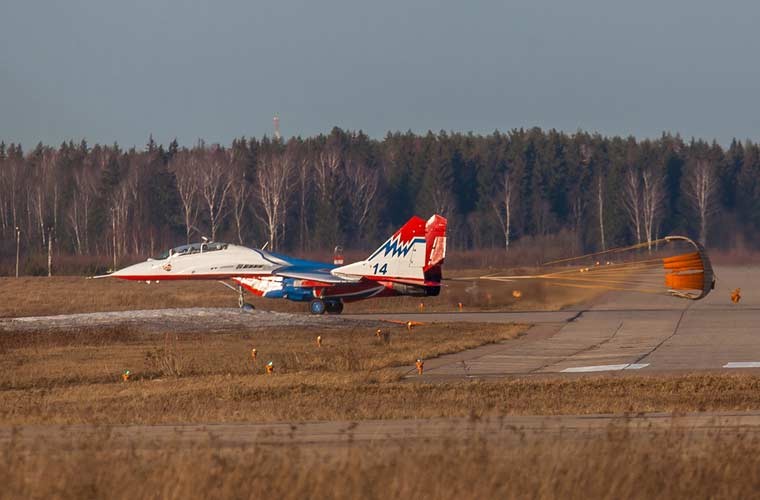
[3, 272, 758, 498]
[0, 273, 600, 318]
[2, 425, 759, 499]
[3, 319, 760, 425]
[0, 321, 529, 425]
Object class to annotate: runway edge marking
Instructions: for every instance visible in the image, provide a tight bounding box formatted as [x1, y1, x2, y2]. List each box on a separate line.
[561, 363, 650, 373]
[723, 362, 760, 369]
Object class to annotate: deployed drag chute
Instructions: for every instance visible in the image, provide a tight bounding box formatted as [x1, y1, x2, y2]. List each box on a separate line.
[476, 236, 715, 301]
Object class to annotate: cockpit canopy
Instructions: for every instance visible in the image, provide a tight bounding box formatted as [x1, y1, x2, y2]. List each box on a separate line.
[151, 242, 229, 260]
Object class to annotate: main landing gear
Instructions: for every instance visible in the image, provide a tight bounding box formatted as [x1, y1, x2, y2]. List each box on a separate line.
[309, 299, 344, 315]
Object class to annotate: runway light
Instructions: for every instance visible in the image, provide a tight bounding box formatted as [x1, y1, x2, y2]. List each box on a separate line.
[316, 335, 322, 347]
[512, 290, 522, 299]
[376, 328, 390, 343]
[251, 348, 258, 361]
[122, 370, 131, 382]
[406, 321, 423, 332]
[458, 302, 463, 311]
[416, 359, 424, 375]
[418, 302, 425, 311]
[731, 288, 742, 304]
[266, 361, 274, 375]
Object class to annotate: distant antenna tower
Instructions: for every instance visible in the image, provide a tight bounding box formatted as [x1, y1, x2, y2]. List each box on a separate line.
[273, 115, 281, 140]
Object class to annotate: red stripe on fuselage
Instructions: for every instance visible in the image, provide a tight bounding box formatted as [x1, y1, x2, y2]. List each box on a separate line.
[113, 273, 269, 281]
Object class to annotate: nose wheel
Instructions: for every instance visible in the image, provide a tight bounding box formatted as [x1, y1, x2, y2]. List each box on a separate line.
[238, 284, 255, 310]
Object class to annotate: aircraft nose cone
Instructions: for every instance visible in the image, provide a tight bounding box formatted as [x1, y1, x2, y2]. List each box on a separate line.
[111, 261, 155, 278]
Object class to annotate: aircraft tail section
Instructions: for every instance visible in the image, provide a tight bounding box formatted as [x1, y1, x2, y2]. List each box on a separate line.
[424, 214, 447, 283]
[331, 215, 431, 281]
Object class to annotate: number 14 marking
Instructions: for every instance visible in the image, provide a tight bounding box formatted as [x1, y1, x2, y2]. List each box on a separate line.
[372, 263, 388, 275]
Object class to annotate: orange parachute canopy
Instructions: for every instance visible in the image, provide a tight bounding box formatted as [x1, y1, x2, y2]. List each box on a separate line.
[472, 235, 715, 301]
[659, 237, 714, 300]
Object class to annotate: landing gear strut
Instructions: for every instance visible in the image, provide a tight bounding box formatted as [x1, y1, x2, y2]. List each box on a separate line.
[238, 284, 255, 311]
[218, 281, 254, 311]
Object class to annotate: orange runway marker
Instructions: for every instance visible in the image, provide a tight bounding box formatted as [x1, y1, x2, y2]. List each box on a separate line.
[415, 359, 424, 375]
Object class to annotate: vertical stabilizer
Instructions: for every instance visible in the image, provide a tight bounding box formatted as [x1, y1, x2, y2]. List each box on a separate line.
[331, 216, 427, 280]
[424, 214, 447, 283]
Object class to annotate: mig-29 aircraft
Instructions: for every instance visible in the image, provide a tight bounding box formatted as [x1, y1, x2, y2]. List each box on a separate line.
[104, 215, 447, 314]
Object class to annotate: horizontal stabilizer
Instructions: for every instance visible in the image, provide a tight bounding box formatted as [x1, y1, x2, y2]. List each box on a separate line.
[274, 267, 360, 284]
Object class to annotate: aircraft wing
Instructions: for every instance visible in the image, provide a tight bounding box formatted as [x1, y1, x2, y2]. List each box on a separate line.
[273, 267, 361, 284]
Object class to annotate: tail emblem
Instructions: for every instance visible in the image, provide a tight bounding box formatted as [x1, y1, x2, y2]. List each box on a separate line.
[371, 236, 424, 260]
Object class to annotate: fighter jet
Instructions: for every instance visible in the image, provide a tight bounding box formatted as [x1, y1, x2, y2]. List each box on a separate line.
[105, 214, 447, 314]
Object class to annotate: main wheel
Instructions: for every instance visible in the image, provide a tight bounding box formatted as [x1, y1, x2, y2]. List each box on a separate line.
[325, 300, 344, 314]
[309, 299, 326, 315]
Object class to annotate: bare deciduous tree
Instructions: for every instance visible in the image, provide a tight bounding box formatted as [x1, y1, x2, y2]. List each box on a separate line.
[228, 153, 251, 245]
[110, 168, 138, 265]
[169, 151, 201, 244]
[641, 169, 665, 250]
[491, 170, 513, 252]
[597, 174, 606, 251]
[295, 153, 311, 251]
[31, 148, 58, 248]
[315, 144, 342, 202]
[345, 159, 378, 239]
[5, 149, 24, 239]
[684, 159, 717, 245]
[621, 168, 642, 244]
[197, 147, 234, 241]
[67, 162, 97, 255]
[255, 149, 294, 250]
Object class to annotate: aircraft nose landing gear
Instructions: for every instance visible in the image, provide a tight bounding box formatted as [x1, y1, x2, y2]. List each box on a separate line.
[238, 285, 255, 311]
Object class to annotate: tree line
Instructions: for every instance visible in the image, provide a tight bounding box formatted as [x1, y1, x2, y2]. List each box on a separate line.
[0, 127, 758, 274]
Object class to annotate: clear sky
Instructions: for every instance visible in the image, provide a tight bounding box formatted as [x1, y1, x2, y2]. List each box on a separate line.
[2, 0, 759, 147]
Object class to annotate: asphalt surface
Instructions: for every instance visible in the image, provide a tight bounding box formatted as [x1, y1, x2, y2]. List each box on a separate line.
[344, 266, 760, 379]
[0, 307, 380, 333]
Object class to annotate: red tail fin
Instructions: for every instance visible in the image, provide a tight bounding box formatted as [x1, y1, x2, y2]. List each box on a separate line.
[424, 215, 447, 283]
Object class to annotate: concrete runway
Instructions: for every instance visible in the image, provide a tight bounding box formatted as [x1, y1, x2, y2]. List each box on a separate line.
[345, 266, 760, 379]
